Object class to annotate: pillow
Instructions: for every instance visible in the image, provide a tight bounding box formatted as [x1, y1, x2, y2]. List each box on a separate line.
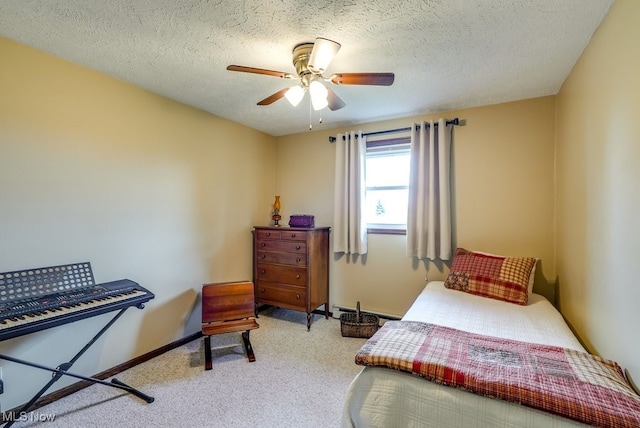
[473, 250, 538, 295]
[444, 248, 537, 305]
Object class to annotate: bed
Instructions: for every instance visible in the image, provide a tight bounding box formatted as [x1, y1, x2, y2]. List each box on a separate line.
[341, 249, 640, 428]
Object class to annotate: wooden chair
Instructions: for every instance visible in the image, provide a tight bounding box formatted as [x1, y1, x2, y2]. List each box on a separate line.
[201, 281, 259, 371]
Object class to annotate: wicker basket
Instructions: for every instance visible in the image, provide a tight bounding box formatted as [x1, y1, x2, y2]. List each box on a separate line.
[340, 301, 379, 338]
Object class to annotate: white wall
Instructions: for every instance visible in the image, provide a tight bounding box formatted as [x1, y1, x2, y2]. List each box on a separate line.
[556, 0, 640, 377]
[0, 37, 276, 410]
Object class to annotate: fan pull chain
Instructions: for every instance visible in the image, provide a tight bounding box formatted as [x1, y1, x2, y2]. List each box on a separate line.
[309, 95, 313, 130]
[309, 98, 324, 131]
[308, 96, 324, 131]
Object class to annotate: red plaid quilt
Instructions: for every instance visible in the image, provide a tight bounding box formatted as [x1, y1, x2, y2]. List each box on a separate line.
[355, 321, 640, 427]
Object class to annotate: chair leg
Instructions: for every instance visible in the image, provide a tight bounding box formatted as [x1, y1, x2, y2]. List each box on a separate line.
[242, 330, 256, 362]
[204, 335, 212, 371]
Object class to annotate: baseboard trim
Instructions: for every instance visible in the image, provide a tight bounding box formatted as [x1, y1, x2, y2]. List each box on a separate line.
[5, 331, 202, 416]
[332, 304, 402, 321]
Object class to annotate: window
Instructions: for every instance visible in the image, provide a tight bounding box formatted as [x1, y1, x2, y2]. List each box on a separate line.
[365, 137, 411, 234]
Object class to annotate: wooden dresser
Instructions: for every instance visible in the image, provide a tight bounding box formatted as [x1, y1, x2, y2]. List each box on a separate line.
[253, 226, 330, 330]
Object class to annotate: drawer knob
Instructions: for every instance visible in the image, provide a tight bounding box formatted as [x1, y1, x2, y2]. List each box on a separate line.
[266, 232, 271, 236]
[296, 258, 301, 263]
[261, 243, 266, 247]
[296, 245, 301, 250]
[296, 294, 300, 299]
[260, 269, 266, 274]
[295, 274, 300, 279]
[261, 288, 265, 293]
[261, 254, 266, 259]
[291, 233, 296, 237]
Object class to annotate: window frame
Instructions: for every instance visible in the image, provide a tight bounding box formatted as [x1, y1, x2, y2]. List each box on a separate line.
[365, 136, 411, 235]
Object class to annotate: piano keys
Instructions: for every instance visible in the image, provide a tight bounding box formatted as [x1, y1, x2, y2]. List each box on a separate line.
[0, 262, 154, 342]
[0, 279, 154, 342]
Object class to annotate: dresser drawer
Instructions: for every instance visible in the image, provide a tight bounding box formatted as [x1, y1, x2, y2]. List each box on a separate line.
[255, 229, 281, 240]
[256, 251, 306, 266]
[255, 240, 307, 254]
[256, 282, 307, 309]
[256, 263, 307, 286]
[280, 230, 307, 241]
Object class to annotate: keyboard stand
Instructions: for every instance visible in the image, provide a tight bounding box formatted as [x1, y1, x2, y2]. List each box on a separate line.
[0, 307, 154, 427]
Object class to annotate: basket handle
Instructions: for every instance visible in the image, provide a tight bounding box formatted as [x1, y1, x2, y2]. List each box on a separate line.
[356, 301, 361, 323]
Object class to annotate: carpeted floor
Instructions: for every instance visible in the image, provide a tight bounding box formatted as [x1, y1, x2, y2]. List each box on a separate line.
[11, 308, 367, 428]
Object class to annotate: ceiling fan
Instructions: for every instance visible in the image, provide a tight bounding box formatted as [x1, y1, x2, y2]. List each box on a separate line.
[227, 37, 394, 111]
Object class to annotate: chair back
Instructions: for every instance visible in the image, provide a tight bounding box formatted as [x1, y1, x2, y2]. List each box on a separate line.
[202, 281, 255, 324]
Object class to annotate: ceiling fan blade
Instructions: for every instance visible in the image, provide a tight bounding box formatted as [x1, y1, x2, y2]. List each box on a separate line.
[329, 73, 395, 86]
[326, 87, 346, 111]
[257, 88, 288, 106]
[227, 65, 294, 79]
[308, 38, 341, 74]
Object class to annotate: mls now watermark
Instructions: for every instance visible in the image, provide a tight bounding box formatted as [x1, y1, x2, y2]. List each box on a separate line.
[1, 411, 56, 423]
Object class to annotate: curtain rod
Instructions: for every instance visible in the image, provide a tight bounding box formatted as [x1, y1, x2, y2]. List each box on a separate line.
[328, 118, 459, 143]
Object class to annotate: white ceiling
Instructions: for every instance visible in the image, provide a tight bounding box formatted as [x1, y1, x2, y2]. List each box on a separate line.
[0, 1, 613, 137]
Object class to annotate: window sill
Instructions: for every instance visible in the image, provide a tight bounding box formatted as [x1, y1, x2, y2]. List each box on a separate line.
[367, 227, 406, 235]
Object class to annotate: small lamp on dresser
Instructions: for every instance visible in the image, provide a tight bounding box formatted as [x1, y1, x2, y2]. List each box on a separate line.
[272, 195, 282, 226]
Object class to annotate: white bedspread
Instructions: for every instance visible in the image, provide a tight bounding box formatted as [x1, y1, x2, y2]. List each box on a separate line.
[341, 282, 589, 428]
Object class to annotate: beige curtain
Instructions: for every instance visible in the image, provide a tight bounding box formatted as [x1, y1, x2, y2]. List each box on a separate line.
[333, 131, 367, 255]
[406, 118, 453, 260]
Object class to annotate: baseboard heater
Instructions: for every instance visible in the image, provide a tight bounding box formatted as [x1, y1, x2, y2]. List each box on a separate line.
[332, 304, 402, 321]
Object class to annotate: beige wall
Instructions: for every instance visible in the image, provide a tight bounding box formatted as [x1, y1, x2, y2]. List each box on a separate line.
[0, 37, 276, 409]
[276, 96, 557, 316]
[556, 0, 640, 376]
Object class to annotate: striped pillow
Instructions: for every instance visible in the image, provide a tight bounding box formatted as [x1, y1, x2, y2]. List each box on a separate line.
[444, 248, 537, 305]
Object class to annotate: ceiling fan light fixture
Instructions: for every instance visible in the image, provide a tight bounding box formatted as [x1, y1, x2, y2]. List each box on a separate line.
[308, 37, 341, 74]
[285, 85, 305, 107]
[309, 80, 329, 110]
[227, 37, 395, 118]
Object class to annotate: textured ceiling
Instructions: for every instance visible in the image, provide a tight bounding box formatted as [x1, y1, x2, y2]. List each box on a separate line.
[0, 0, 613, 136]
